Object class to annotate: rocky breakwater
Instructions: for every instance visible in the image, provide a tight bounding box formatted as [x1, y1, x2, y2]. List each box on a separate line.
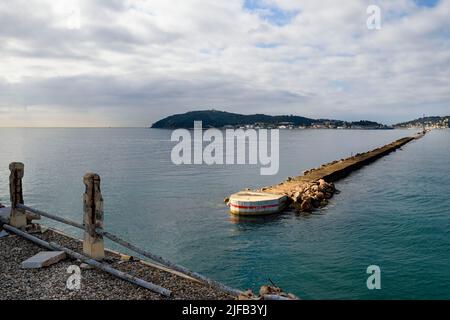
[259, 178, 337, 213]
[230, 133, 423, 215]
[292, 179, 336, 212]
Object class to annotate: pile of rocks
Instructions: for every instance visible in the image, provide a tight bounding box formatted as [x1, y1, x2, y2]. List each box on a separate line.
[238, 285, 299, 300]
[289, 179, 337, 213]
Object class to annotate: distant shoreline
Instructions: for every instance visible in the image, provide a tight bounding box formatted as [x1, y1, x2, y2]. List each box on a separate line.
[1, 124, 447, 130]
[151, 110, 392, 130]
[151, 110, 450, 130]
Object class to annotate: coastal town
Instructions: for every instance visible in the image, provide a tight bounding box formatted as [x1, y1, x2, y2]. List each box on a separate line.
[151, 110, 396, 130]
[226, 121, 393, 130]
[394, 116, 450, 129]
[152, 111, 450, 130]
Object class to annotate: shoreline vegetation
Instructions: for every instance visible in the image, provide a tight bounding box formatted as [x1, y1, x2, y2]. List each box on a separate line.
[151, 110, 450, 130]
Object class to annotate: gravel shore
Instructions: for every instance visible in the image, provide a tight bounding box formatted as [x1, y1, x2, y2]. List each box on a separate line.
[0, 227, 235, 300]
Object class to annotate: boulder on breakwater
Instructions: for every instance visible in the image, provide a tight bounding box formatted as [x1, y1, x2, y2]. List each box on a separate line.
[288, 179, 336, 213]
[255, 179, 337, 213]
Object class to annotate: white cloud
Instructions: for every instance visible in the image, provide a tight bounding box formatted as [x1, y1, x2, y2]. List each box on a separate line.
[0, 0, 449, 126]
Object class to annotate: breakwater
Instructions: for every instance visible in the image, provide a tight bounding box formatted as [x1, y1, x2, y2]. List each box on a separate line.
[233, 132, 424, 214]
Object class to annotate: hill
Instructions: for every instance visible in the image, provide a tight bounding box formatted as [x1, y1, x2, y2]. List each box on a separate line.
[151, 110, 315, 128]
[151, 110, 389, 129]
[394, 116, 449, 129]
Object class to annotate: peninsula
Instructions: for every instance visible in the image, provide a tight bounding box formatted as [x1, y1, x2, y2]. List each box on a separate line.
[151, 110, 392, 130]
[394, 116, 450, 129]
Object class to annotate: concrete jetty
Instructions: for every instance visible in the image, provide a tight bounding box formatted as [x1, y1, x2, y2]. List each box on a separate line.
[228, 132, 424, 214]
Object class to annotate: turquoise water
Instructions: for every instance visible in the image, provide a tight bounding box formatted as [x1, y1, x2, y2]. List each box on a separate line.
[0, 128, 449, 299]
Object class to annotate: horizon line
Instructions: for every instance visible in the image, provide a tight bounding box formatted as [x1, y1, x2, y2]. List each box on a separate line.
[0, 126, 149, 129]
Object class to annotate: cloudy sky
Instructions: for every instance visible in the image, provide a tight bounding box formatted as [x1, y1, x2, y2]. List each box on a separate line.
[0, 0, 449, 127]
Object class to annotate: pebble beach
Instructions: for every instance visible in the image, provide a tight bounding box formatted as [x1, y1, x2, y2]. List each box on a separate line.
[0, 227, 234, 300]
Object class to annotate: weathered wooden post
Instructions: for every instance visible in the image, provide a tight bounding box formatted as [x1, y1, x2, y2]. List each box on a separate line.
[9, 162, 27, 228]
[83, 173, 105, 260]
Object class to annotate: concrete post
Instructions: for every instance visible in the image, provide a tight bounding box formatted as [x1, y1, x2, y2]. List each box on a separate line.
[9, 162, 27, 228]
[82, 173, 105, 260]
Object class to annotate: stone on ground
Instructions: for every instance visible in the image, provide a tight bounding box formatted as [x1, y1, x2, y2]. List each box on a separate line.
[21, 251, 67, 269]
[80, 262, 93, 270]
[0, 207, 10, 222]
[0, 230, 9, 238]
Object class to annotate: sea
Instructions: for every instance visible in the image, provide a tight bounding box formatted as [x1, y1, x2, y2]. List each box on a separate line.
[0, 128, 449, 299]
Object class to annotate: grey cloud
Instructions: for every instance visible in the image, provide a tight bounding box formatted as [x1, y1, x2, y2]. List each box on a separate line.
[0, 73, 308, 122]
[0, 0, 449, 126]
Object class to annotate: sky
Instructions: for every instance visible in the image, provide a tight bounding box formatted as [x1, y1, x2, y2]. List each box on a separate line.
[0, 0, 449, 127]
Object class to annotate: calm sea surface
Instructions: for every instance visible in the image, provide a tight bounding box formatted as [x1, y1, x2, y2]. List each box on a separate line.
[1, 128, 449, 299]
